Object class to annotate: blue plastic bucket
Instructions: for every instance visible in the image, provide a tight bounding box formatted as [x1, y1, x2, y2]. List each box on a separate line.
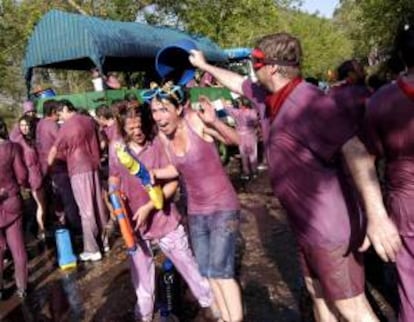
[155, 39, 197, 85]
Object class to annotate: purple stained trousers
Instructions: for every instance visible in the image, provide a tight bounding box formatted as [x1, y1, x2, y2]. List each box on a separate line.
[70, 171, 109, 253]
[0, 216, 27, 291]
[129, 224, 213, 321]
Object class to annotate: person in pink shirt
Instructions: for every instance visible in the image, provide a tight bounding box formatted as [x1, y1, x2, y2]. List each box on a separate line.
[144, 82, 242, 322]
[48, 100, 108, 261]
[0, 117, 28, 299]
[224, 98, 259, 180]
[188, 33, 401, 321]
[11, 114, 46, 240]
[109, 106, 215, 322]
[364, 26, 414, 322]
[36, 100, 80, 232]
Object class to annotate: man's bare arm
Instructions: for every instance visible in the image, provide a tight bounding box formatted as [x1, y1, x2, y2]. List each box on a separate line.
[189, 50, 245, 95]
[342, 136, 402, 262]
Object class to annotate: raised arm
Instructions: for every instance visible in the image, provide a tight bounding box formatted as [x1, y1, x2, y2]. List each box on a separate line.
[342, 136, 401, 262]
[189, 50, 245, 95]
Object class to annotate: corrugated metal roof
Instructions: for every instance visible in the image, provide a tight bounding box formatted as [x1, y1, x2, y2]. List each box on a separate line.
[24, 10, 227, 84]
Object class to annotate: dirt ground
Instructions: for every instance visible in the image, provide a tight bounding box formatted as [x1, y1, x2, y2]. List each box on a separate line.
[0, 157, 400, 322]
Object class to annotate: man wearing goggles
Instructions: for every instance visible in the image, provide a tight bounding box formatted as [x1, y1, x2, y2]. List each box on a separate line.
[189, 32, 400, 322]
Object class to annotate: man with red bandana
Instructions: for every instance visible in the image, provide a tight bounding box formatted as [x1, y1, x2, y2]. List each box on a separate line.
[189, 32, 401, 321]
[364, 26, 414, 322]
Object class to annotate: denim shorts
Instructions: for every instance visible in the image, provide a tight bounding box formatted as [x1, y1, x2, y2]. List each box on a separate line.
[188, 210, 240, 278]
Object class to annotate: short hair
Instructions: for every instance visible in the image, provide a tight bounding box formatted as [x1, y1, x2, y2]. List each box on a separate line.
[43, 99, 60, 117]
[0, 117, 8, 140]
[255, 32, 302, 78]
[57, 99, 77, 112]
[394, 25, 414, 68]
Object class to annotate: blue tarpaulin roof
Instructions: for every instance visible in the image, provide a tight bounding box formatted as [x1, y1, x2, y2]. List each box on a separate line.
[24, 10, 227, 85]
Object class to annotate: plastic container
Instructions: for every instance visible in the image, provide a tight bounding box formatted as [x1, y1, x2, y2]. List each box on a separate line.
[155, 39, 198, 85]
[158, 258, 181, 321]
[55, 228, 77, 270]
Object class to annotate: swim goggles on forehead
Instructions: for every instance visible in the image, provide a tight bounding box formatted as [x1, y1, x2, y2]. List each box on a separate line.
[251, 48, 300, 70]
[140, 82, 185, 104]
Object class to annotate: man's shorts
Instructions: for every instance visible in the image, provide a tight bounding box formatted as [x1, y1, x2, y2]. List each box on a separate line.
[298, 242, 365, 301]
[188, 210, 240, 278]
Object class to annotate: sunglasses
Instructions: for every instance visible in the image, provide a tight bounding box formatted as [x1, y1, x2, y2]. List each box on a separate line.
[251, 48, 300, 71]
[141, 85, 184, 104]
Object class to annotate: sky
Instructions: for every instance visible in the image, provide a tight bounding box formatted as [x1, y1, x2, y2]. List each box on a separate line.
[299, 0, 340, 18]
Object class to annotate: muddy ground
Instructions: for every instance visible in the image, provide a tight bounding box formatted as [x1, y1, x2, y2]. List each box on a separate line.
[0, 158, 400, 321]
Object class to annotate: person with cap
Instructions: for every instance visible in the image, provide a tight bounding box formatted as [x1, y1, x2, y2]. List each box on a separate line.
[48, 100, 108, 262]
[109, 105, 216, 322]
[363, 25, 414, 322]
[145, 82, 243, 322]
[188, 32, 401, 321]
[0, 117, 29, 299]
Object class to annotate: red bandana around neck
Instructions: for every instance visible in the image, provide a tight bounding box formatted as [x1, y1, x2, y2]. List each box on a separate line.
[264, 77, 303, 121]
[397, 76, 414, 101]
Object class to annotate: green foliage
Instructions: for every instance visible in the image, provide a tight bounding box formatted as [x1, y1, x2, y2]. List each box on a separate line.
[335, 0, 414, 58]
[0, 0, 357, 100]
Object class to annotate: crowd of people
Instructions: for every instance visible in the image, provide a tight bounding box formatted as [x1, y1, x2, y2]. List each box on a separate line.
[1, 25, 414, 322]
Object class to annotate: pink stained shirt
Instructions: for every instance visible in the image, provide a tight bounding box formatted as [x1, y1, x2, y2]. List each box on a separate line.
[36, 118, 66, 175]
[242, 79, 362, 247]
[164, 118, 240, 215]
[53, 114, 101, 176]
[109, 137, 181, 240]
[364, 82, 414, 236]
[0, 140, 27, 227]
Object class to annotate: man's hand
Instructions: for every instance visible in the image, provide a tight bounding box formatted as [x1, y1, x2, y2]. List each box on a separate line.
[132, 202, 153, 231]
[189, 50, 207, 69]
[197, 96, 217, 125]
[359, 214, 402, 262]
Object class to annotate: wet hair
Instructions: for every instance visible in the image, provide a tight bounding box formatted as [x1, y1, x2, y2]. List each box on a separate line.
[255, 32, 302, 78]
[95, 104, 113, 119]
[394, 25, 414, 68]
[0, 117, 8, 140]
[117, 104, 156, 143]
[336, 59, 358, 81]
[43, 99, 60, 117]
[18, 114, 36, 144]
[111, 100, 130, 116]
[56, 99, 77, 112]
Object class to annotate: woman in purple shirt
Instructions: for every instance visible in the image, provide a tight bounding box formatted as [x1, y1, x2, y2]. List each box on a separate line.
[0, 117, 28, 299]
[11, 114, 46, 239]
[145, 83, 243, 322]
[109, 106, 214, 322]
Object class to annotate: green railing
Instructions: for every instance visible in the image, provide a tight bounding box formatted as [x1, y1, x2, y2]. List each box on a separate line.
[34, 87, 233, 115]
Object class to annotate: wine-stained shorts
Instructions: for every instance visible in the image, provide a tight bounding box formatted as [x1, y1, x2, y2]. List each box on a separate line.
[299, 242, 365, 301]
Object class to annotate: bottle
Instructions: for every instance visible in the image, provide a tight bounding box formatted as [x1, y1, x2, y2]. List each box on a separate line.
[159, 258, 180, 322]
